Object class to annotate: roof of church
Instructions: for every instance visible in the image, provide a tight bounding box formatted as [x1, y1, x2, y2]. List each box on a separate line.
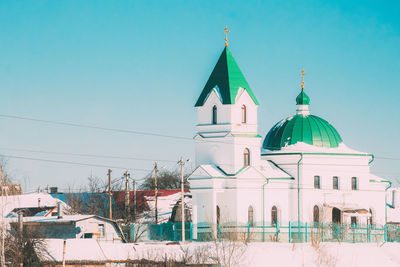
[263, 114, 343, 150]
[296, 89, 310, 105]
[263, 88, 343, 150]
[195, 46, 259, 107]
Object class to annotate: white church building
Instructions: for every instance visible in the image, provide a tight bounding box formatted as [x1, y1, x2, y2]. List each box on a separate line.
[188, 41, 392, 240]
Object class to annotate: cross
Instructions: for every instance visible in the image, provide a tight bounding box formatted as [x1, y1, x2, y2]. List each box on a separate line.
[299, 68, 307, 89]
[223, 26, 230, 47]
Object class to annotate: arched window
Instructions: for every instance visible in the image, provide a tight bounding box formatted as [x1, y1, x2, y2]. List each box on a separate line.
[333, 176, 339, 190]
[243, 148, 250, 167]
[241, 105, 247, 123]
[271, 206, 278, 225]
[216, 205, 220, 226]
[248, 206, 254, 227]
[313, 205, 320, 226]
[314, 176, 320, 189]
[352, 177, 358, 190]
[212, 105, 217, 124]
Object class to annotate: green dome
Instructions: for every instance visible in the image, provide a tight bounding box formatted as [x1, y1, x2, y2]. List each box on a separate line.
[296, 89, 310, 105]
[263, 114, 343, 150]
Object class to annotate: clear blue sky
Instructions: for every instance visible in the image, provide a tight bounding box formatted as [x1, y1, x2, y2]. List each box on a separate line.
[0, 0, 399, 191]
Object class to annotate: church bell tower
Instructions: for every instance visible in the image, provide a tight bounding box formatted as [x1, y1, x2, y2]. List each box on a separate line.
[194, 29, 261, 174]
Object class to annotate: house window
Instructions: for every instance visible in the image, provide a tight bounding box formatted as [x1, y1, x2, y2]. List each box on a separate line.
[333, 176, 339, 190]
[212, 105, 217, 124]
[243, 148, 250, 167]
[351, 216, 357, 227]
[314, 176, 320, 189]
[352, 177, 358, 190]
[271, 206, 278, 225]
[313, 205, 319, 226]
[241, 105, 247, 123]
[98, 224, 105, 236]
[248, 206, 254, 227]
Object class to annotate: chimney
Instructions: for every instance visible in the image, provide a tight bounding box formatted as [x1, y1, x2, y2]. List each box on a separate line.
[57, 202, 63, 219]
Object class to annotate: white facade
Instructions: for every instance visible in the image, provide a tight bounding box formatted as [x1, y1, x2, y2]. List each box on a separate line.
[188, 47, 391, 239]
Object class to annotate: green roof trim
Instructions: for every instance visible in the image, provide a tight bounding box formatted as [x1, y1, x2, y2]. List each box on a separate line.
[231, 133, 262, 138]
[195, 47, 259, 107]
[263, 114, 343, 150]
[296, 89, 310, 105]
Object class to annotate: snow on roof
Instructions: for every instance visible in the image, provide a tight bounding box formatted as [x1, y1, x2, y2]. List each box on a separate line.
[142, 191, 191, 224]
[22, 214, 95, 223]
[39, 239, 185, 263]
[259, 161, 292, 179]
[262, 142, 369, 155]
[198, 164, 225, 177]
[40, 239, 107, 262]
[0, 192, 68, 218]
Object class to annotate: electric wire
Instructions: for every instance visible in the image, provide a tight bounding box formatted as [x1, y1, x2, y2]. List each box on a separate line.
[1, 113, 400, 161]
[2, 154, 152, 172]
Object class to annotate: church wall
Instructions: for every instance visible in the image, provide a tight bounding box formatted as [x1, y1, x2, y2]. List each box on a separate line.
[262, 153, 386, 225]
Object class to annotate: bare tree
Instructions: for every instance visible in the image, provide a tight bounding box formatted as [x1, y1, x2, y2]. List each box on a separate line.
[140, 170, 189, 190]
[64, 175, 108, 217]
[0, 159, 10, 266]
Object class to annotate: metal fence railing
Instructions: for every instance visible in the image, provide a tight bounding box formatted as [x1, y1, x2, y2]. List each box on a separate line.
[129, 221, 400, 243]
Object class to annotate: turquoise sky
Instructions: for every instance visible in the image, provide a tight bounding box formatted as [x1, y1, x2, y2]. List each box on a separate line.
[0, 0, 399, 191]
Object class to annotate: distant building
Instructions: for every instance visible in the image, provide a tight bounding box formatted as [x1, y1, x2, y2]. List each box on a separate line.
[1, 192, 68, 219]
[13, 215, 125, 243]
[113, 189, 191, 223]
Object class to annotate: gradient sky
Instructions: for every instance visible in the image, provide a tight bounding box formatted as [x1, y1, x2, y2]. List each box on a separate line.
[0, 0, 399, 191]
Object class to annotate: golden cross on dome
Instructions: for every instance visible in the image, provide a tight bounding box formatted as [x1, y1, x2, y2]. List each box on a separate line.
[223, 26, 230, 47]
[299, 68, 307, 89]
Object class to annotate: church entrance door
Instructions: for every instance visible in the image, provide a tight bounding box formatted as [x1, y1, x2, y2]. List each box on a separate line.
[332, 207, 341, 224]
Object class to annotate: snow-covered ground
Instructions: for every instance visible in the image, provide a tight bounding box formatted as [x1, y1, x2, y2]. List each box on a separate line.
[40, 239, 400, 266]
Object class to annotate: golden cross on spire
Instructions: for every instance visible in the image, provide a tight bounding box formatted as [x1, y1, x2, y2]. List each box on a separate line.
[223, 26, 230, 47]
[299, 68, 307, 89]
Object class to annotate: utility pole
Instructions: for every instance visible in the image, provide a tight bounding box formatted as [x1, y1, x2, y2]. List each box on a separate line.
[108, 169, 112, 220]
[133, 177, 136, 222]
[154, 162, 158, 224]
[0, 165, 7, 267]
[179, 157, 185, 243]
[124, 170, 130, 217]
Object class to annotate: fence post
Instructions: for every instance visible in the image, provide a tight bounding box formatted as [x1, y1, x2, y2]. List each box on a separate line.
[173, 223, 177, 241]
[247, 222, 250, 243]
[289, 221, 291, 243]
[218, 224, 221, 243]
[276, 221, 279, 241]
[321, 222, 324, 242]
[305, 222, 308, 243]
[190, 222, 193, 242]
[384, 224, 387, 242]
[368, 224, 371, 242]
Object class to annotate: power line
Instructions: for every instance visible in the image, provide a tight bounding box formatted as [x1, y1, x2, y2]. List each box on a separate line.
[0, 114, 192, 141]
[2, 154, 152, 171]
[0, 147, 178, 163]
[1, 113, 400, 161]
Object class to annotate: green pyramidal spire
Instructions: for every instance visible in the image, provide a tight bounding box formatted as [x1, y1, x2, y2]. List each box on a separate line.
[195, 47, 259, 107]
